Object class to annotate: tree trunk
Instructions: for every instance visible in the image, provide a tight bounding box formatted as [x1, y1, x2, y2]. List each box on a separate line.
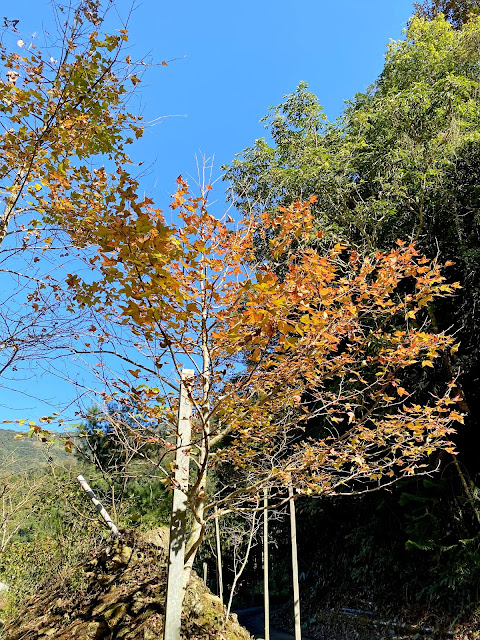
[183, 277, 211, 587]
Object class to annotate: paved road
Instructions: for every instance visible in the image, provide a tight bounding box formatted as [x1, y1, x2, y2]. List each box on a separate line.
[235, 607, 314, 640]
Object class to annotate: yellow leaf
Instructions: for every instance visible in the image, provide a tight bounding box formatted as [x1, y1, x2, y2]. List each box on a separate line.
[449, 411, 464, 424]
[422, 360, 434, 368]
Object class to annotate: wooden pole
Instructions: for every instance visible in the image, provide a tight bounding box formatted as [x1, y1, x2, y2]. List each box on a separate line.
[77, 475, 119, 537]
[203, 562, 208, 585]
[214, 505, 224, 603]
[289, 482, 301, 640]
[163, 369, 194, 640]
[263, 487, 270, 640]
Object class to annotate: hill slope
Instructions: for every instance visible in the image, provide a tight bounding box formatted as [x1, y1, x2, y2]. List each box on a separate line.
[0, 429, 70, 473]
[3, 528, 252, 640]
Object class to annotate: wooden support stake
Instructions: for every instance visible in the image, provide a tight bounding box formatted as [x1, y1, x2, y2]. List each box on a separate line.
[214, 505, 224, 604]
[263, 487, 270, 640]
[164, 369, 194, 640]
[77, 474, 119, 537]
[289, 482, 301, 640]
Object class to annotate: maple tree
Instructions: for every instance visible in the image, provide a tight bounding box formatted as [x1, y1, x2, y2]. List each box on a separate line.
[62, 172, 462, 576]
[0, 0, 149, 391]
[0, 0, 146, 245]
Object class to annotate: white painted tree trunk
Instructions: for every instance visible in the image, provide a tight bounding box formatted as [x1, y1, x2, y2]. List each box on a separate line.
[163, 369, 194, 640]
[289, 482, 301, 640]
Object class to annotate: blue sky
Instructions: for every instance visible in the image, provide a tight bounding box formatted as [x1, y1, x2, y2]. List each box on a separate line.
[123, 0, 415, 198]
[1, 0, 416, 426]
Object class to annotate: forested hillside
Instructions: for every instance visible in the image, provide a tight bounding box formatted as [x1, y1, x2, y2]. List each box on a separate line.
[1, 1, 480, 639]
[0, 429, 69, 472]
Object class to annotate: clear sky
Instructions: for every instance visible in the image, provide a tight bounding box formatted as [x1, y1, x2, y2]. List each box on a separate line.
[1, 0, 416, 426]
[11, 0, 416, 197]
[119, 0, 416, 198]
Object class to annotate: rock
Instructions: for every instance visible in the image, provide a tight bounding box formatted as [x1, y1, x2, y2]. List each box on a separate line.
[137, 526, 169, 550]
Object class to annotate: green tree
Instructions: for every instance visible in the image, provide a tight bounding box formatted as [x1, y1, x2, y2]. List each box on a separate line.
[74, 403, 172, 525]
[414, 0, 480, 27]
[223, 81, 351, 249]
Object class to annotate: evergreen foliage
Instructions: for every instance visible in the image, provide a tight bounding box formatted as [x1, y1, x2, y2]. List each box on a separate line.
[414, 0, 480, 27]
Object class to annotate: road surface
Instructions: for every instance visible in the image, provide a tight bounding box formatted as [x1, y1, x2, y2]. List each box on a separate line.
[235, 607, 314, 640]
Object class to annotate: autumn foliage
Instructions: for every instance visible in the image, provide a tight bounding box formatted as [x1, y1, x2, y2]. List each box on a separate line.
[0, 1, 144, 247]
[0, 1, 460, 512]
[0, 2, 475, 628]
[62, 174, 462, 555]
[0, 0, 149, 386]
